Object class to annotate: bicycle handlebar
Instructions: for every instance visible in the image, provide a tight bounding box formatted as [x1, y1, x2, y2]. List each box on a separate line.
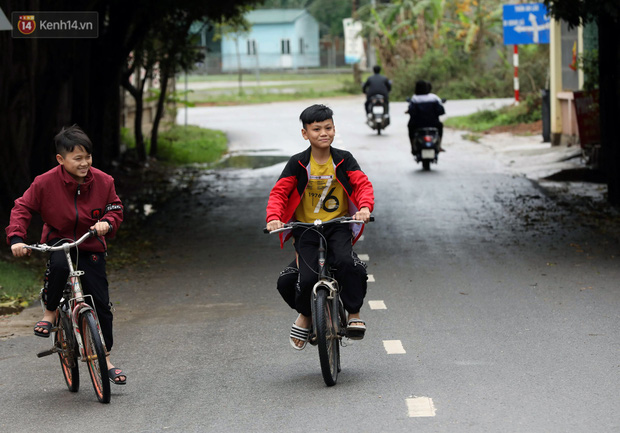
[264, 216, 374, 234]
[25, 229, 97, 253]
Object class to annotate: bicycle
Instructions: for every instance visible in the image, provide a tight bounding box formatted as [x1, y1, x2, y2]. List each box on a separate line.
[266, 216, 372, 386]
[27, 230, 111, 403]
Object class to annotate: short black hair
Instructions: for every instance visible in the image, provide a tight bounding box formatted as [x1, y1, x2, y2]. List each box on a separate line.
[54, 125, 93, 156]
[373, 65, 381, 73]
[415, 80, 429, 95]
[299, 104, 334, 129]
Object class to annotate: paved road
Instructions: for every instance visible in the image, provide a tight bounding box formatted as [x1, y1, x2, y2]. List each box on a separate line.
[1, 96, 619, 432]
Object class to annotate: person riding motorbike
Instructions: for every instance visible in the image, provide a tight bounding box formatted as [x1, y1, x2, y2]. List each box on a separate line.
[406, 80, 445, 154]
[362, 65, 391, 116]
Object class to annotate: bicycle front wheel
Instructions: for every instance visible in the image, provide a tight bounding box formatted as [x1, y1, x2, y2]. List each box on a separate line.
[80, 310, 110, 403]
[55, 310, 79, 392]
[315, 288, 340, 386]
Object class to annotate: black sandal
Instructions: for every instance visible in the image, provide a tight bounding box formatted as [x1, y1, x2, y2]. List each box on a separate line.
[108, 368, 127, 385]
[33, 321, 53, 338]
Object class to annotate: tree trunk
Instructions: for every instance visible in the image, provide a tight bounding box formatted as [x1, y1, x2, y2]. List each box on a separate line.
[150, 67, 170, 158]
[598, 13, 620, 205]
[122, 64, 147, 162]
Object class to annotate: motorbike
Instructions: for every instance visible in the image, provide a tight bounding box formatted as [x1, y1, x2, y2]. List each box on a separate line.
[411, 127, 440, 171]
[366, 94, 390, 135]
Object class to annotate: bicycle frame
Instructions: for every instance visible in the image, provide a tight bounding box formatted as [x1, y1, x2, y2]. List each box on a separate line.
[267, 216, 371, 385]
[31, 231, 107, 360]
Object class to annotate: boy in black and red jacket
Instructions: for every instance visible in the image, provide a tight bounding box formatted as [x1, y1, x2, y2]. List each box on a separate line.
[6, 125, 127, 384]
[266, 104, 374, 350]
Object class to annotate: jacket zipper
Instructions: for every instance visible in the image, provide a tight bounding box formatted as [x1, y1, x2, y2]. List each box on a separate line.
[73, 185, 80, 240]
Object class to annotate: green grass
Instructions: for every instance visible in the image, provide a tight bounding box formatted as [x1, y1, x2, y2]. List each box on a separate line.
[122, 125, 228, 165]
[0, 260, 42, 306]
[158, 125, 228, 164]
[181, 72, 359, 106]
[445, 94, 542, 132]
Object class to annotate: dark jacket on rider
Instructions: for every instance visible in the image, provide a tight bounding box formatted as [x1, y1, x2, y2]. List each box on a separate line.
[362, 73, 391, 98]
[407, 93, 445, 130]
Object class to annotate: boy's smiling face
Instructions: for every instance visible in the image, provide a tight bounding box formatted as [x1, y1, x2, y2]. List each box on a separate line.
[56, 145, 92, 183]
[301, 119, 335, 150]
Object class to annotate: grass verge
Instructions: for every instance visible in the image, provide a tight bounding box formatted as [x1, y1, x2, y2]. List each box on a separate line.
[180, 71, 358, 106]
[158, 125, 227, 164]
[122, 124, 228, 165]
[0, 259, 42, 311]
[444, 94, 542, 133]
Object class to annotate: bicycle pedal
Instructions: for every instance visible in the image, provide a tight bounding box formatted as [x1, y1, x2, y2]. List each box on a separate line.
[36, 348, 55, 358]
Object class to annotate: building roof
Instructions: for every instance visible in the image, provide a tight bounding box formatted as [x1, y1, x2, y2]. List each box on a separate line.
[246, 9, 308, 25]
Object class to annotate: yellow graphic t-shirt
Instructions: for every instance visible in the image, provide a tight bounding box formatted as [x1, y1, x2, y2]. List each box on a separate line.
[295, 154, 348, 223]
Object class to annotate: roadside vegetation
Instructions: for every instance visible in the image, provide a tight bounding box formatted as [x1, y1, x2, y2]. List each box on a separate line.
[121, 124, 228, 164]
[445, 94, 542, 133]
[180, 71, 358, 106]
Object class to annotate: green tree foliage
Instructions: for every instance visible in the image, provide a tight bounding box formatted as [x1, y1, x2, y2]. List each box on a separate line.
[358, 0, 548, 100]
[0, 0, 261, 216]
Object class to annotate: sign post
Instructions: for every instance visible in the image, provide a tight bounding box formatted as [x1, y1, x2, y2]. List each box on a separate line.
[502, 3, 550, 104]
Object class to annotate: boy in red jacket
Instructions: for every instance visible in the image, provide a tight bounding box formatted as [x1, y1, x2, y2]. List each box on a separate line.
[6, 125, 126, 384]
[266, 104, 374, 350]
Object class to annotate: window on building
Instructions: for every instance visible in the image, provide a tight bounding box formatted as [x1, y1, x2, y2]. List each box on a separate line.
[247, 39, 257, 55]
[299, 38, 304, 54]
[281, 39, 291, 55]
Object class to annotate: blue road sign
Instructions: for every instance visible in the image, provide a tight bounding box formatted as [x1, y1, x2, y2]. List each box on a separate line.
[503, 3, 550, 45]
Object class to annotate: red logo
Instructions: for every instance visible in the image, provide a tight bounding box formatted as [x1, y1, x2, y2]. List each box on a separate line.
[91, 254, 99, 263]
[92, 209, 102, 219]
[18, 15, 36, 35]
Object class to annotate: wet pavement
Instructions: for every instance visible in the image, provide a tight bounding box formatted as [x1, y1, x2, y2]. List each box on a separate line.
[1, 96, 619, 432]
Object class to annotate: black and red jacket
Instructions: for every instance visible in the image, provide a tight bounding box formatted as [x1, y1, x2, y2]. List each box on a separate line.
[6, 165, 123, 252]
[266, 146, 374, 248]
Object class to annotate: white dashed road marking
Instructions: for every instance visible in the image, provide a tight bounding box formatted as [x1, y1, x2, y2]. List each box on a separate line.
[357, 253, 370, 261]
[383, 340, 406, 354]
[367, 274, 375, 282]
[406, 397, 436, 417]
[368, 300, 387, 309]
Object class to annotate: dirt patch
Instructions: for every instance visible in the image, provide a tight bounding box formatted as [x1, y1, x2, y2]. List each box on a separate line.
[485, 120, 542, 136]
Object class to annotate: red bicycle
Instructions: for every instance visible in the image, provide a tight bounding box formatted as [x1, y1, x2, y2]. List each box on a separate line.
[28, 230, 111, 403]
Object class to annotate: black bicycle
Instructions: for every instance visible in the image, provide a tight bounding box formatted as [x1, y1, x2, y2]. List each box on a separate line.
[266, 216, 372, 386]
[27, 230, 111, 403]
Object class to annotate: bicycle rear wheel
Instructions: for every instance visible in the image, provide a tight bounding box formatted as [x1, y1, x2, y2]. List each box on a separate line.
[316, 288, 340, 386]
[80, 310, 110, 403]
[55, 310, 79, 392]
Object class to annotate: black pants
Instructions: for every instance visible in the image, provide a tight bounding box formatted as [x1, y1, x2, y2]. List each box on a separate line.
[290, 224, 368, 317]
[43, 247, 114, 351]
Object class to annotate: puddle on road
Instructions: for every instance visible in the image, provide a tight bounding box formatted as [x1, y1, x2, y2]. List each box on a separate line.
[211, 154, 289, 170]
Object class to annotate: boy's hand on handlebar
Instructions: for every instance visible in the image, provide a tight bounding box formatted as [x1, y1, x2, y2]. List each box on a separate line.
[91, 221, 112, 237]
[266, 219, 284, 232]
[11, 243, 30, 258]
[353, 207, 371, 223]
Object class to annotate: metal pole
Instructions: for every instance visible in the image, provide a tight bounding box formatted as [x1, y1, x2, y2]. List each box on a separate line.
[513, 45, 520, 105]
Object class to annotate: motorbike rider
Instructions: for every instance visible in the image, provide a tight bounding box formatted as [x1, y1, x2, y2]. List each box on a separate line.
[362, 65, 391, 116]
[406, 80, 445, 153]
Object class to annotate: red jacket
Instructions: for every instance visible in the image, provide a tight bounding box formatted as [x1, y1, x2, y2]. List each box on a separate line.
[6, 165, 123, 252]
[266, 146, 374, 248]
